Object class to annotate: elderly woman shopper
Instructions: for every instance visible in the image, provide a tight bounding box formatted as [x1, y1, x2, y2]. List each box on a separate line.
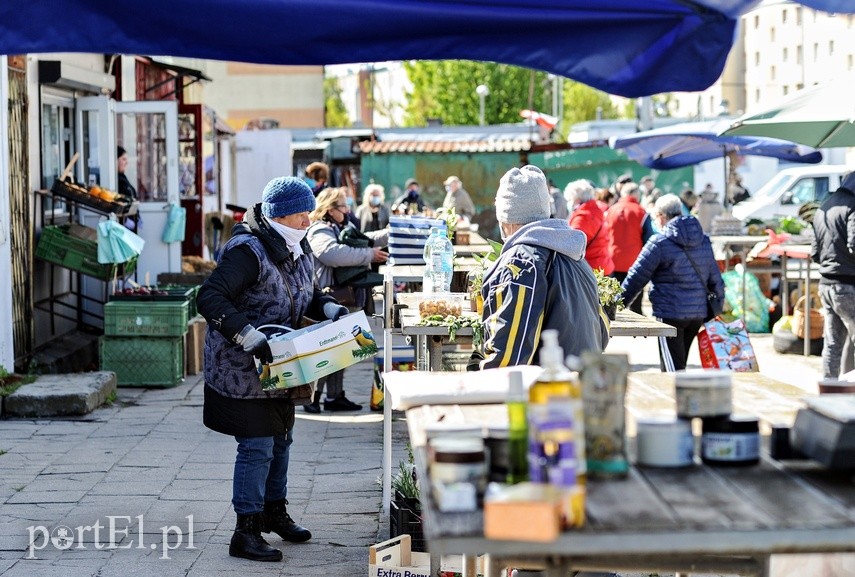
[306, 187, 389, 412]
[197, 176, 348, 562]
[354, 183, 391, 234]
[621, 194, 724, 371]
[565, 179, 614, 275]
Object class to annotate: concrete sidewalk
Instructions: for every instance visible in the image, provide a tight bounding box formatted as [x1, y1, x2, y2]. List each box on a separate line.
[0, 331, 830, 577]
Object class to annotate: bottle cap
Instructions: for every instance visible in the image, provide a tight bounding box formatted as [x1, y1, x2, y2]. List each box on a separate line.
[508, 371, 525, 401]
[539, 329, 564, 369]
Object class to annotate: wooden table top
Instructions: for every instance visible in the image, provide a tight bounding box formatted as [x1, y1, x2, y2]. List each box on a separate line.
[396, 308, 675, 339]
[405, 400, 855, 559]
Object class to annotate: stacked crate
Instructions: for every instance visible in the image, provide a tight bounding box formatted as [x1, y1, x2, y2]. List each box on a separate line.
[100, 289, 193, 387]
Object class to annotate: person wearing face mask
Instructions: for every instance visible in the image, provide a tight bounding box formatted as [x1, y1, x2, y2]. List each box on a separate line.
[196, 176, 347, 562]
[306, 187, 389, 412]
[442, 175, 476, 219]
[391, 178, 426, 214]
[475, 165, 608, 370]
[355, 183, 391, 234]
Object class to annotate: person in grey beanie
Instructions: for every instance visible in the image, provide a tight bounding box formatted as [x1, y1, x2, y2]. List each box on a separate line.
[197, 176, 347, 562]
[475, 165, 608, 369]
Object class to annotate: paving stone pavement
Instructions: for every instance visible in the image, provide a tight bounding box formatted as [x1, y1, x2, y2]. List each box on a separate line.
[0, 329, 838, 577]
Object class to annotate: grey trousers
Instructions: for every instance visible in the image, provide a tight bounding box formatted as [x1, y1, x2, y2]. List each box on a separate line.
[819, 283, 855, 378]
[317, 369, 344, 399]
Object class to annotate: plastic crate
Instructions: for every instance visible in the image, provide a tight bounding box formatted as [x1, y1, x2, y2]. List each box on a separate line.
[36, 225, 138, 281]
[104, 300, 189, 337]
[389, 491, 425, 552]
[100, 336, 184, 387]
[110, 286, 198, 319]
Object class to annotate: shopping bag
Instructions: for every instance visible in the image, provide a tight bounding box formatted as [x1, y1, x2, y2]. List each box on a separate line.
[97, 214, 145, 264]
[371, 345, 416, 411]
[697, 317, 759, 372]
[162, 202, 187, 243]
[722, 265, 772, 333]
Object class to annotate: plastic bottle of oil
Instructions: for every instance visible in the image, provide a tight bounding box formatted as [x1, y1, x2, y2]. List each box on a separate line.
[506, 371, 528, 484]
[529, 330, 586, 484]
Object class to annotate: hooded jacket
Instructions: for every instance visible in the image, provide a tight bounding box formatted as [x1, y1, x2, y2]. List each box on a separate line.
[811, 177, 855, 284]
[621, 215, 724, 320]
[480, 219, 609, 369]
[569, 198, 614, 275]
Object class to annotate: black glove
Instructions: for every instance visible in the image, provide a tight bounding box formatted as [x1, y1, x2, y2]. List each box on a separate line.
[235, 324, 273, 364]
[323, 302, 349, 321]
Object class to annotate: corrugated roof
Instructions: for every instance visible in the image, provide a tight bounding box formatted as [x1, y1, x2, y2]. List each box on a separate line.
[358, 139, 531, 154]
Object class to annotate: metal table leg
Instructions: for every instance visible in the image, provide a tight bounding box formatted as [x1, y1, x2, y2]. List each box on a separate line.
[428, 336, 444, 372]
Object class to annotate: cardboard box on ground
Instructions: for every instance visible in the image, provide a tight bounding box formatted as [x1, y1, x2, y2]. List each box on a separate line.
[369, 535, 484, 577]
[256, 311, 378, 389]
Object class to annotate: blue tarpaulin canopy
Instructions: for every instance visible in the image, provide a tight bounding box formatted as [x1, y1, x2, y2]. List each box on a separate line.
[0, 1, 853, 98]
[610, 119, 823, 170]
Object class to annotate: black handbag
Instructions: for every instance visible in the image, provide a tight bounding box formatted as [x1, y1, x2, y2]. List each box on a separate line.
[676, 241, 723, 322]
[332, 225, 376, 286]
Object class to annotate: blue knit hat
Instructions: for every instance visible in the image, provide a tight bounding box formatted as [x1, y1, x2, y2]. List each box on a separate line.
[261, 177, 316, 218]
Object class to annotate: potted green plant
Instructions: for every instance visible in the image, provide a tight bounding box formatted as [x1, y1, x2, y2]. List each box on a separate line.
[594, 269, 625, 320]
[389, 444, 426, 551]
[468, 239, 503, 313]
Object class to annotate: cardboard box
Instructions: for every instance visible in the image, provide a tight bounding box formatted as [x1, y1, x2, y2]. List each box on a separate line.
[483, 483, 565, 542]
[185, 315, 207, 375]
[257, 311, 378, 390]
[369, 535, 482, 577]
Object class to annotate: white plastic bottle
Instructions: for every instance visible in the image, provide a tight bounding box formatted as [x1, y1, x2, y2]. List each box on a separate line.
[422, 227, 454, 293]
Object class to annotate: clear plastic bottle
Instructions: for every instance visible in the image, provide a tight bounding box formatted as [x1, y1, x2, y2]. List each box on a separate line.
[506, 371, 529, 484]
[422, 226, 454, 293]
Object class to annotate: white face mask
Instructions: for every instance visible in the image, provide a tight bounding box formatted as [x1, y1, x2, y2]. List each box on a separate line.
[369, 196, 382, 207]
[265, 217, 307, 258]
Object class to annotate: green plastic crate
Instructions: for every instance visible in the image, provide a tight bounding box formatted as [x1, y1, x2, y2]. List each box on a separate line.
[104, 300, 189, 337]
[100, 336, 184, 387]
[36, 224, 138, 281]
[110, 285, 198, 319]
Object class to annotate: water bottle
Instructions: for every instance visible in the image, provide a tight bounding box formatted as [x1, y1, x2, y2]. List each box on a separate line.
[422, 227, 454, 293]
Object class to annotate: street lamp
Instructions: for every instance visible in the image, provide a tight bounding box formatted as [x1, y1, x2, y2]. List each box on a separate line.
[475, 84, 490, 126]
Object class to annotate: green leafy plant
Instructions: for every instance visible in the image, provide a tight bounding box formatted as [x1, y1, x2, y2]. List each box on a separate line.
[435, 206, 457, 240]
[776, 215, 808, 235]
[594, 269, 625, 310]
[0, 366, 35, 397]
[391, 443, 420, 501]
[468, 238, 503, 296]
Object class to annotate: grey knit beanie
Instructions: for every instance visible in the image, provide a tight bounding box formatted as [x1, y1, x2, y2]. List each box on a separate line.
[495, 165, 551, 224]
[261, 177, 316, 218]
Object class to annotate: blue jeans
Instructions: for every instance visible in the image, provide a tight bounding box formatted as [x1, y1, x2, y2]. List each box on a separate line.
[819, 283, 855, 379]
[232, 430, 292, 515]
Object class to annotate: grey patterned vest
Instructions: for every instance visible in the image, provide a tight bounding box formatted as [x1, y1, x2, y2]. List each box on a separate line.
[204, 234, 314, 399]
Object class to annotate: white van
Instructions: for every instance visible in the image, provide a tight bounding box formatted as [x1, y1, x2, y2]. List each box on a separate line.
[732, 165, 850, 222]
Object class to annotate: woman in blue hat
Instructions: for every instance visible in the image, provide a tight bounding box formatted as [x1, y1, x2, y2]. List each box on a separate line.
[197, 177, 348, 562]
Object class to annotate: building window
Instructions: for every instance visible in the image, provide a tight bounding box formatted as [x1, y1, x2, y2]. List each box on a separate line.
[830, 40, 835, 55]
[797, 45, 803, 65]
[770, 27, 776, 42]
[814, 43, 819, 62]
[797, 83, 804, 91]
[783, 47, 788, 61]
[796, 7, 802, 26]
[755, 51, 760, 66]
[754, 15, 760, 29]
[782, 9, 787, 23]
[755, 89, 761, 103]
[849, 54, 854, 70]
[783, 86, 789, 96]
[770, 65, 776, 81]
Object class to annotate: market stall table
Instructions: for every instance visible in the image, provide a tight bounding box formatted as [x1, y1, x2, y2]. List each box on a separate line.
[756, 244, 816, 356]
[402, 400, 855, 577]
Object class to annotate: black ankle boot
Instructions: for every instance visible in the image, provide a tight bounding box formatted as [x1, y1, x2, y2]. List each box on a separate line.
[229, 512, 283, 561]
[303, 392, 321, 414]
[262, 499, 312, 543]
